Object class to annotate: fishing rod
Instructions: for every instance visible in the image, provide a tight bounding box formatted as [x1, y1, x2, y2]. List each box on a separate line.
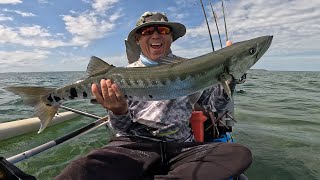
[199, 0, 215, 52]
[7, 115, 108, 164]
[3, 105, 108, 164]
[221, 0, 229, 42]
[0, 107, 109, 179]
[1, 116, 108, 179]
[208, 0, 223, 49]
[60, 105, 101, 119]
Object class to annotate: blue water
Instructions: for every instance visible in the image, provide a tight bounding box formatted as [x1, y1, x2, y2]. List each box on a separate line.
[0, 70, 319, 179]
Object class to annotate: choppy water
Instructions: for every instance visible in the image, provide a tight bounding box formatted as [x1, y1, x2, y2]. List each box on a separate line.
[0, 70, 319, 180]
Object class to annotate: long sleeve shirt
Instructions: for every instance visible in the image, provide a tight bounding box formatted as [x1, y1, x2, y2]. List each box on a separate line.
[109, 54, 231, 142]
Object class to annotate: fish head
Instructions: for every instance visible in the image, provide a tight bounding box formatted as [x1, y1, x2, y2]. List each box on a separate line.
[226, 35, 273, 79]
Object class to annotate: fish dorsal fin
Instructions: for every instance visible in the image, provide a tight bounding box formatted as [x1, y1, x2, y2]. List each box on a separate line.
[86, 56, 115, 76]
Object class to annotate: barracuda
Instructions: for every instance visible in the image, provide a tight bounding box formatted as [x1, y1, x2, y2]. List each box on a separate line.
[5, 35, 273, 133]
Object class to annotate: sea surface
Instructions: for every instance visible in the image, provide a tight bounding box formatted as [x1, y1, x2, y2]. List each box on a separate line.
[0, 70, 319, 180]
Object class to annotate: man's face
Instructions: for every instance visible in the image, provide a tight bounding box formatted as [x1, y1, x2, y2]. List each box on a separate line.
[135, 25, 173, 61]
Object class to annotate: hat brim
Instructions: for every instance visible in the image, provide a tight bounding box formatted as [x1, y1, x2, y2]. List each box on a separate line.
[126, 21, 186, 64]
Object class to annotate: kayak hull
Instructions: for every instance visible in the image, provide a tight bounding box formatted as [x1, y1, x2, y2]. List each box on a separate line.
[0, 111, 79, 141]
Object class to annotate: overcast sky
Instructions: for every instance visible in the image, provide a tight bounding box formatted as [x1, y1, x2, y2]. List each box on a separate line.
[0, 0, 319, 72]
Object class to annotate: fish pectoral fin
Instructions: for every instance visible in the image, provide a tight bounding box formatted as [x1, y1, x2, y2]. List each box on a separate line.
[86, 56, 115, 76]
[5, 86, 54, 106]
[221, 80, 232, 101]
[219, 73, 233, 101]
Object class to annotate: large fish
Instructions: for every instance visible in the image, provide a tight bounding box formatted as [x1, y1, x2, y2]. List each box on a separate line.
[5, 35, 273, 133]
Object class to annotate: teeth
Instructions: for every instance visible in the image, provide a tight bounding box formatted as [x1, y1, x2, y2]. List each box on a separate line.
[151, 43, 161, 46]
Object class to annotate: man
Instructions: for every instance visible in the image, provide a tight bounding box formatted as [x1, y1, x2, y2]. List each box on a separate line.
[55, 11, 251, 180]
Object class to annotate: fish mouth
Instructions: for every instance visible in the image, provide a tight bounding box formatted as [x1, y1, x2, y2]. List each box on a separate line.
[229, 35, 273, 79]
[256, 35, 273, 60]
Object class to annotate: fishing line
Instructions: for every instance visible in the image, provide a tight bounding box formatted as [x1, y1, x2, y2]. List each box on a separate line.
[223, 0, 234, 43]
[208, 0, 223, 49]
[199, 0, 215, 52]
[221, 0, 229, 42]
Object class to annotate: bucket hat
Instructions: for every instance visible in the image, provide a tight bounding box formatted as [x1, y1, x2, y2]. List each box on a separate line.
[125, 11, 186, 63]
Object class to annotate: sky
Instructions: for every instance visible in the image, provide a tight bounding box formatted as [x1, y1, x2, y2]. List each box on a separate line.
[0, 0, 319, 72]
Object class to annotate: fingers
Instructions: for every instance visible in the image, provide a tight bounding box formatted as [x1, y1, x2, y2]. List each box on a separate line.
[112, 83, 126, 101]
[91, 79, 127, 112]
[101, 79, 112, 103]
[103, 79, 120, 103]
[91, 79, 126, 104]
[91, 83, 104, 104]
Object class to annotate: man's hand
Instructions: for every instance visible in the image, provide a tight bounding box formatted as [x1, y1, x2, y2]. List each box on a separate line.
[91, 79, 128, 115]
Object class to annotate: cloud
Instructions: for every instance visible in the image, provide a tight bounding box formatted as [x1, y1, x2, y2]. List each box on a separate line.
[38, 52, 128, 72]
[0, 50, 50, 70]
[0, 50, 50, 63]
[91, 0, 118, 13]
[62, 12, 115, 46]
[103, 54, 128, 67]
[0, 25, 66, 48]
[3, 8, 36, 17]
[172, 0, 320, 60]
[216, 0, 320, 55]
[38, 0, 50, 4]
[0, 0, 319, 72]
[19, 25, 51, 37]
[0, 0, 22, 5]
[0, 14, 13, 21]
[62, 6, 122, 47]
[1, 0, 122, 49]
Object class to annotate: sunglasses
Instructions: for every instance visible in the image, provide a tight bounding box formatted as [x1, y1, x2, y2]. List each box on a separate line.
[138, 25, 172, 35]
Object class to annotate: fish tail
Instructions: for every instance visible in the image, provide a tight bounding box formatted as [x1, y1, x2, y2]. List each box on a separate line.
[5, 86, 58, 133]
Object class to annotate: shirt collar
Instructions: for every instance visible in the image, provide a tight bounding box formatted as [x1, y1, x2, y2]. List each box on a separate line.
[140, 52, 175, 67]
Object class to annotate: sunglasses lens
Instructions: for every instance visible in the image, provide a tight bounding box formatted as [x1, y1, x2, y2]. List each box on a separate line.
[139, 26, 171, 35]
[141, 27, 155, 35]
[157, 27, 171, 34]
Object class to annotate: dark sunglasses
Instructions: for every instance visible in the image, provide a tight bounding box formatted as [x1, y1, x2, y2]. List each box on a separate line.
[137, 25, 172, 35]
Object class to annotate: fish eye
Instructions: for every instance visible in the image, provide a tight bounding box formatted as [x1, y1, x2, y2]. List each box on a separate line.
[249, 48, 256, 55]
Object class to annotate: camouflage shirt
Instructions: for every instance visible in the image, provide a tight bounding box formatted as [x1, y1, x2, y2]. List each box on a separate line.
[109, 54, 230, 142]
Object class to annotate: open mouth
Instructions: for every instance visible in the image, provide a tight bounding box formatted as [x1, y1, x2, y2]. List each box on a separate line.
[150, 43, 162, 49]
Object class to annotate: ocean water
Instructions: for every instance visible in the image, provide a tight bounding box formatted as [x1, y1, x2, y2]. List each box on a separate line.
[0, 70, 319, 180]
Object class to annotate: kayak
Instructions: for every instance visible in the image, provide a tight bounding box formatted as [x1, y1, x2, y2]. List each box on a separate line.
[0, 106, 237, 180]
[0, 111, 79, 141]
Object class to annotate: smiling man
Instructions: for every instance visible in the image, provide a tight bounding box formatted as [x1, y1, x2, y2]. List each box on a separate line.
[55, 11, 252, 180]
[126, 11, 187, 66]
